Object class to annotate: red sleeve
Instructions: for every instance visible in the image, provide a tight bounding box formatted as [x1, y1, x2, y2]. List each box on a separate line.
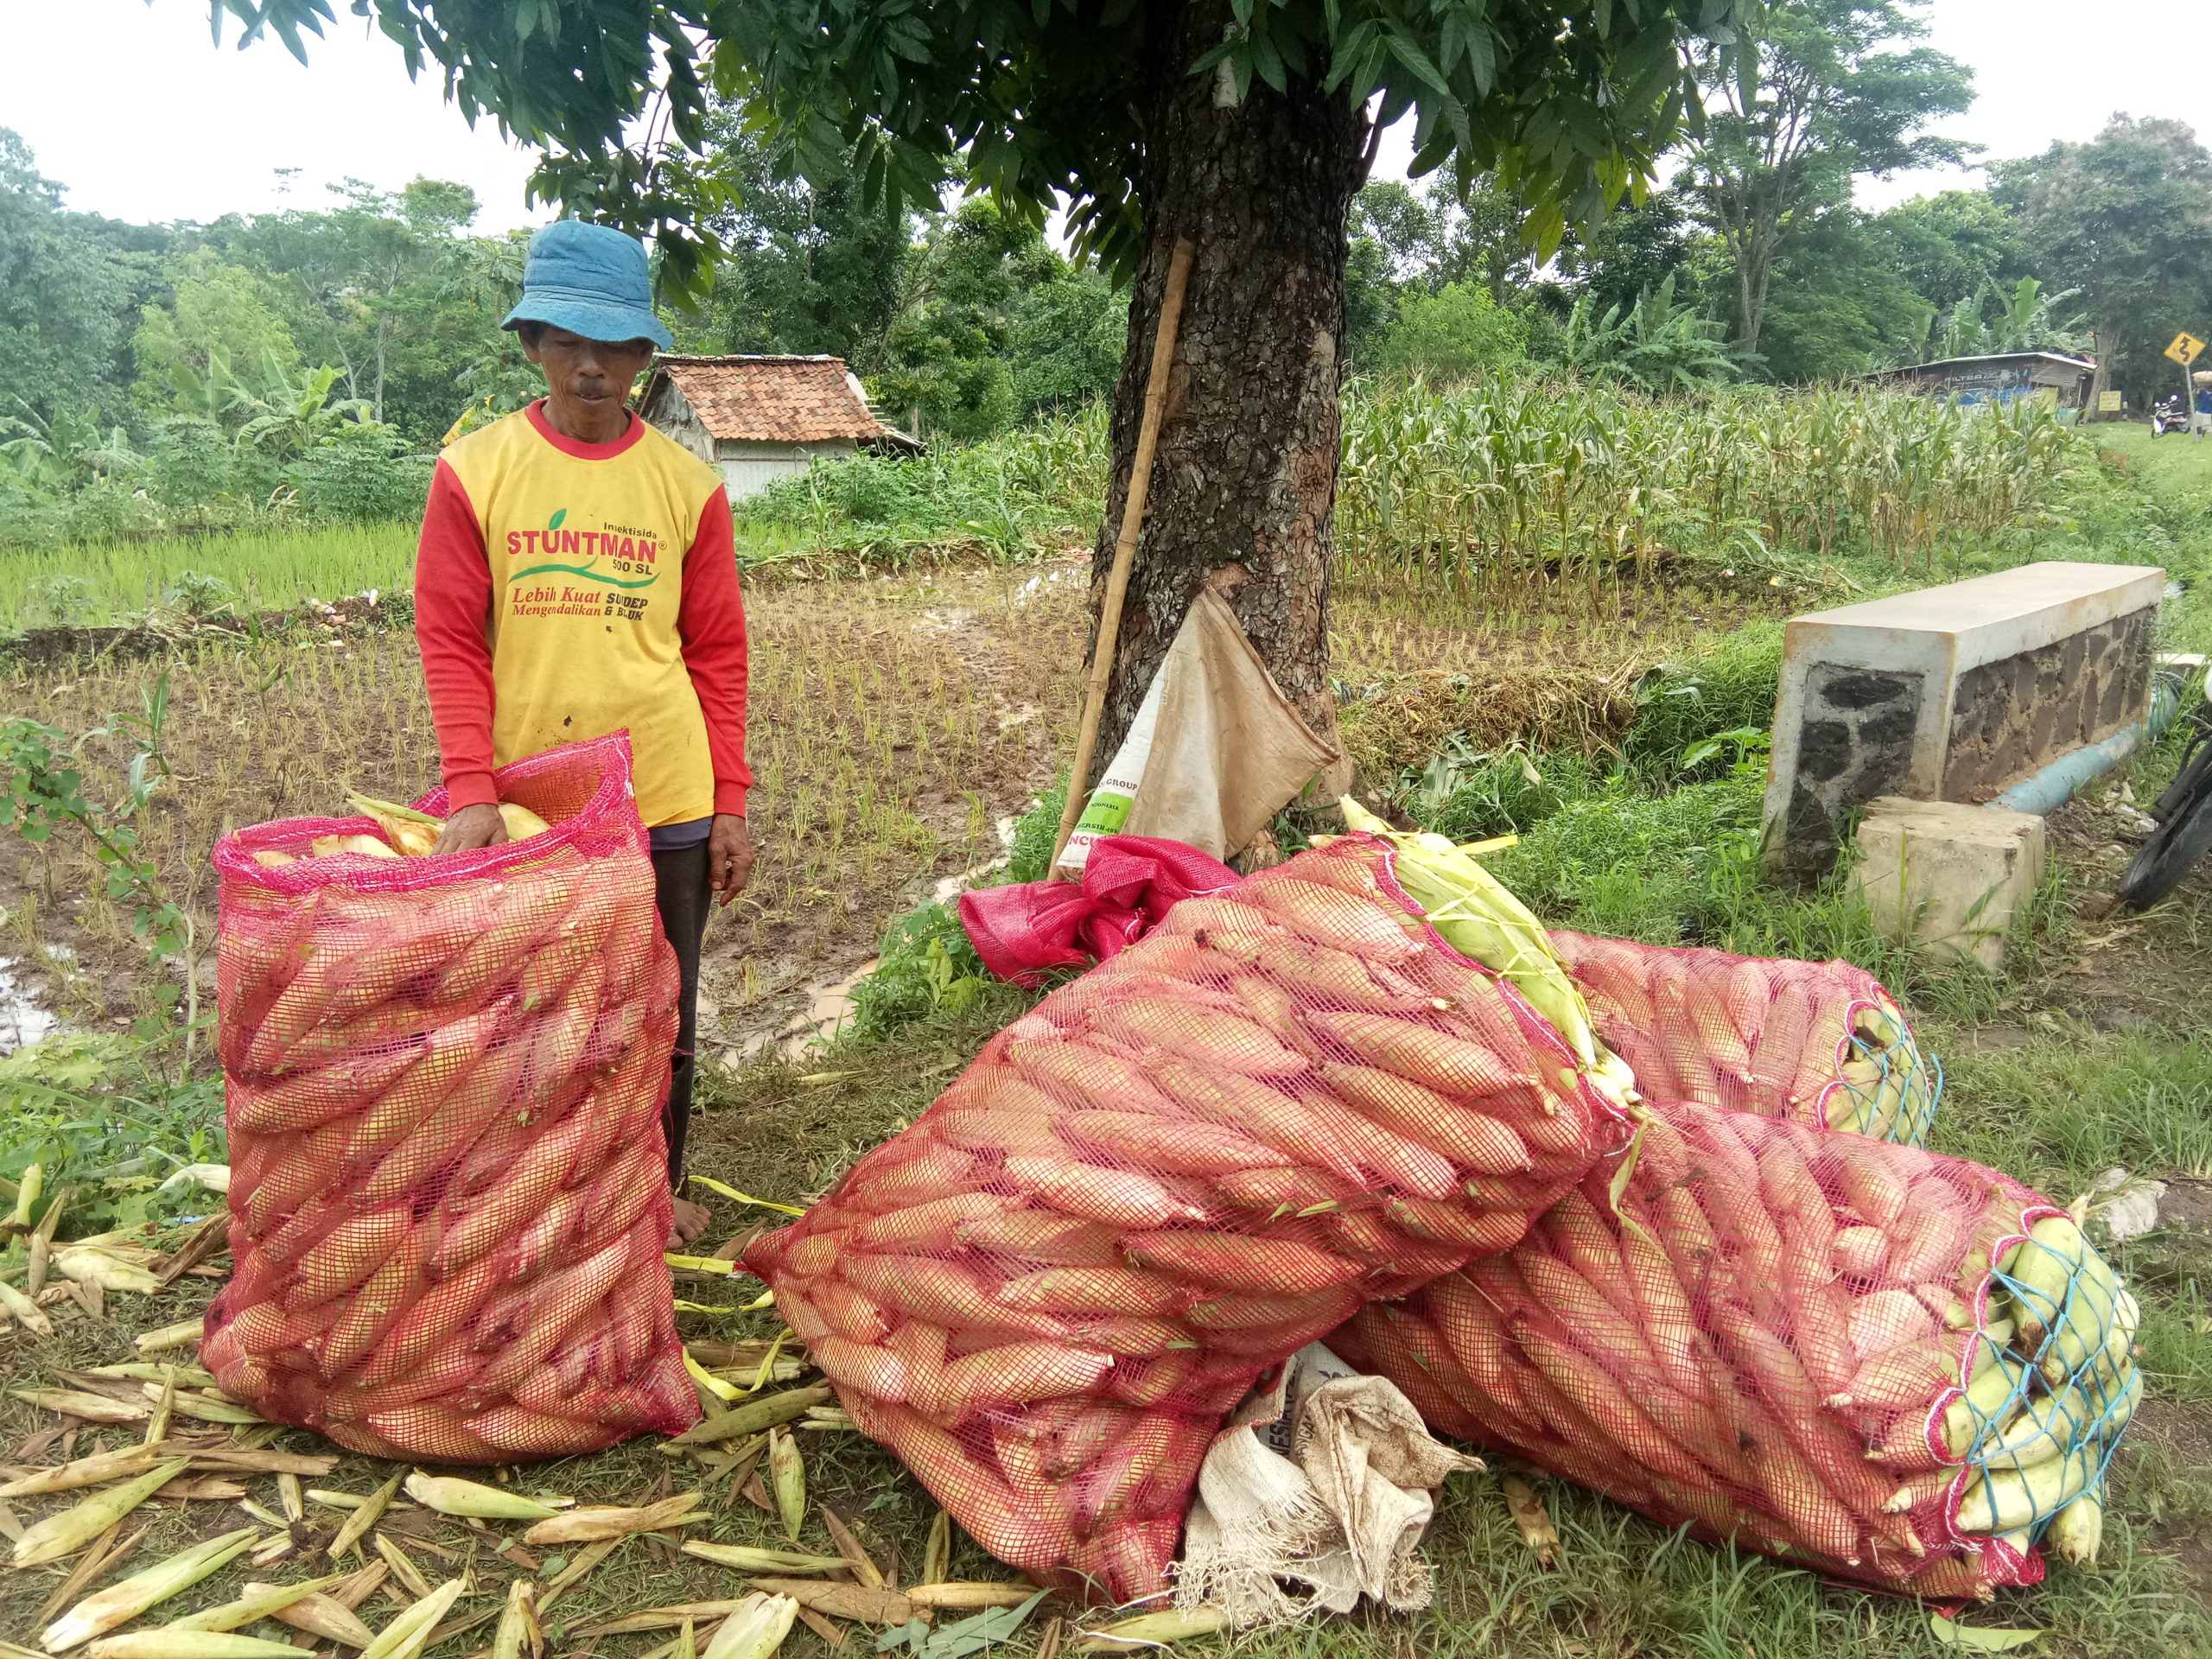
[414, 458, 500, 811]
[678, 488, 753, 817]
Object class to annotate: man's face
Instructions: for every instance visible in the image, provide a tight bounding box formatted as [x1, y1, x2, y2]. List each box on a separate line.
[520, 326, 657, 422]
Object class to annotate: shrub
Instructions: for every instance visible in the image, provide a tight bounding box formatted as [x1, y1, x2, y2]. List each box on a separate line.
[286, 423, 432, 523]
[1374, 282, 1529, 383]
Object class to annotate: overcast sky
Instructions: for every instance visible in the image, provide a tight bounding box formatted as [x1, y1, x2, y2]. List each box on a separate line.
[3, 0, 2209, 231]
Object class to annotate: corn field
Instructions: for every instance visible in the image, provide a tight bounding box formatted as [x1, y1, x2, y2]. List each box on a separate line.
[1335, 378, 2091, 588]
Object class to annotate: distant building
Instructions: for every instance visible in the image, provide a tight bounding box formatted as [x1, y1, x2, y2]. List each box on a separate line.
[639, 354, 918, 499]
[1864, 351, 2098, 412]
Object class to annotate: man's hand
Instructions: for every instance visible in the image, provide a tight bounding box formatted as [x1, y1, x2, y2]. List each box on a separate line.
[709, 814, 754, 906]
[435, 802, 509, 855]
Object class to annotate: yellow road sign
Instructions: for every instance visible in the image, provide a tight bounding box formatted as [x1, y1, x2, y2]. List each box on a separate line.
[2166, 331, 2205, 367]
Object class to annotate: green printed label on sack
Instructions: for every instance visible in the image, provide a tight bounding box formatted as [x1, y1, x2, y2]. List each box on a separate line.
[1056, 663, 1164, 874]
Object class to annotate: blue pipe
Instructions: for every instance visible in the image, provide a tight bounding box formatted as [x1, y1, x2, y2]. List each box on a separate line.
[1983, 667, 2192, 817]
[1988, 727, 2144, 815]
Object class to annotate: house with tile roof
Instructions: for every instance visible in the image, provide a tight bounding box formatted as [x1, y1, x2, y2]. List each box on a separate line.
[638, 354, 919, 499]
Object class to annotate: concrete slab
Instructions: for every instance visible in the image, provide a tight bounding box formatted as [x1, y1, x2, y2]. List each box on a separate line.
[1764, 561, 2161, 875]
[1849, 797, 2046, 971]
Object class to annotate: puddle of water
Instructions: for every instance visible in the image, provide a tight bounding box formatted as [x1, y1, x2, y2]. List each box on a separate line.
[726, 959, 883, 1071]
[0, 963, 59, 1052]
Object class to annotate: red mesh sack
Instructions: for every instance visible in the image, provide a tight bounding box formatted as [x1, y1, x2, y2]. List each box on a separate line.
[1335, 1098, 2140, 1600]
[1552, 932, 1942, 1144]
[201, 734, 698, 1462]
[745, 838, 1637, 1603]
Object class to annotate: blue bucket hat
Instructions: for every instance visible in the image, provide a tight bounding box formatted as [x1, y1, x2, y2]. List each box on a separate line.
[501, 220, 673, 351]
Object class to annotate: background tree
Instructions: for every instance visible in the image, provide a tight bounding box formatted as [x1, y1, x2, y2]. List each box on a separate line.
[1998, 116, 2212, 409]
[0, 131, 152, 432]
[218, 0, 1755, 773]
[686, 118, 907, 363]
[1372, 282, 1529, 382]
[131, 251, 302, 417]
[868, 197, 1059, 442]
[1870, 188, 2030, 315]
[1549, 191, 1699, 321]
[1678, 0, 1972, 358]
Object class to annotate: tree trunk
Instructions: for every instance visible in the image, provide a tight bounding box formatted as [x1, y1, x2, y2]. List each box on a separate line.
[2088, 323, 2119, 417]
[1086, 0, 1366, 793]
[373, 316, 389, 425]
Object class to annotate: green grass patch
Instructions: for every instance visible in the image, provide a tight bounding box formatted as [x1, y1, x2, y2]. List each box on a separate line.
[0, 522, 419, 628]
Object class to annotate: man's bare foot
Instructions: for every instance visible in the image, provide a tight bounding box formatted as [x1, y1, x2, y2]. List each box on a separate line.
[668, 1194, 714, 1251]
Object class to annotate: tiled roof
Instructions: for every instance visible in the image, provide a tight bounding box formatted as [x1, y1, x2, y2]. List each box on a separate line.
[645, 354, 891, 443]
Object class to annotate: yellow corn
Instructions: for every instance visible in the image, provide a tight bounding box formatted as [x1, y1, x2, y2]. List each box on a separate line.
[682, 1541, 848, 1573]
[0, 1278, 52, 1338]
[1071, 1609, 1233, 1651]
[168, 1575, 348, 1632]
[402, 1471, 567, 1520]
[768, 1427, 805, 1546]
[905, 1584, 1039, 1610]
[135, 1317, 207, 1354]
[523, 1493, 708, 1545]
[491, 1578, 538, 1659]
[700, 1592, 799, 1659]
[921, 1510, 951, 1587]
[358, 1577, 464, 1659]
[10, 1161, 41, 1228]
[326, 1471, 403, 1560]
[2047, 1488, 2104, 1567]
[86, 1635, 306, 1659]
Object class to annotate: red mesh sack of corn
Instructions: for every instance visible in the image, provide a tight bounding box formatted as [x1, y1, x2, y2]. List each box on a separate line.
[201, 734, 697, 1462]
[1335, 1097, 2140, 1599]
[1552, 931, 1942, 1144]
[745, 820, 1640, 1603]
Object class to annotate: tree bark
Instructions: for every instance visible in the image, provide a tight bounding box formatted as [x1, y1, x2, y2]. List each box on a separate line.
[1086, 0, 1367, 792]
[2088, 323, 2119, 416]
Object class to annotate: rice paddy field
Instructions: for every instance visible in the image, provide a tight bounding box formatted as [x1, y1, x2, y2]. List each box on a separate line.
[2, 409, 2211, 1657]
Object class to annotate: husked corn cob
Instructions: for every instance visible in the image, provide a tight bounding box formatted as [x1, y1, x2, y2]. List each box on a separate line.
[747, 836, 1635, 1605]
[1338, 1098, 2139, 1599]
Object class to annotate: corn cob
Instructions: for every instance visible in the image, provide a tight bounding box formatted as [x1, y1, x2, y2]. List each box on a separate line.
[86, 1636, 308, 1659]
[1340, 1100, 2139, 1598]
[700, 1592, 799, 1659]
[14, 1459, 188, 1567]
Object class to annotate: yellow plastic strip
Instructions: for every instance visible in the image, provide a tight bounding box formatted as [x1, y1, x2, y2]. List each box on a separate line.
[687, 1176, 805, 1217]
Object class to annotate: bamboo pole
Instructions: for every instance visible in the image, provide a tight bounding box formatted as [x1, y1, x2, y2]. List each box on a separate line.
[1049, 234, 1197, 875]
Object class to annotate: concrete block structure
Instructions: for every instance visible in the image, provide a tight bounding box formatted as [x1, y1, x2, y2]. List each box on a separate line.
[1850, 798, 2047, 971]
[1763, 562, 2164, 877]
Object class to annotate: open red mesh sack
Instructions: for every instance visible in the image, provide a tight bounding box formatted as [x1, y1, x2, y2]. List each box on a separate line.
[202, 735, 697, 1462]
[1335, 1098, 2137, 1600]
[1552, 932, 1942, 1145]
[744, 839, 1636, 1603]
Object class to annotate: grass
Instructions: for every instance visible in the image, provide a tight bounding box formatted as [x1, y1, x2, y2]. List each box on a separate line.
[0, 523, 420, 630]
[6, 409, 2212, 1656]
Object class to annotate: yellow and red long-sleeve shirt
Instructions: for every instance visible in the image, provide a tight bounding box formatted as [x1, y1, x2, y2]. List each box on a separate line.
[415, 401, 752, 832]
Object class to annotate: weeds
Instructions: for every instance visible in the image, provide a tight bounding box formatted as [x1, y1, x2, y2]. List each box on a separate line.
[0, 1028, 226, 1239]
[1, 677, 197, 1037]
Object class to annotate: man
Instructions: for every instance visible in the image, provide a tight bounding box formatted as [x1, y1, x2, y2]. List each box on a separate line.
[415, 219, 751, 1249]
